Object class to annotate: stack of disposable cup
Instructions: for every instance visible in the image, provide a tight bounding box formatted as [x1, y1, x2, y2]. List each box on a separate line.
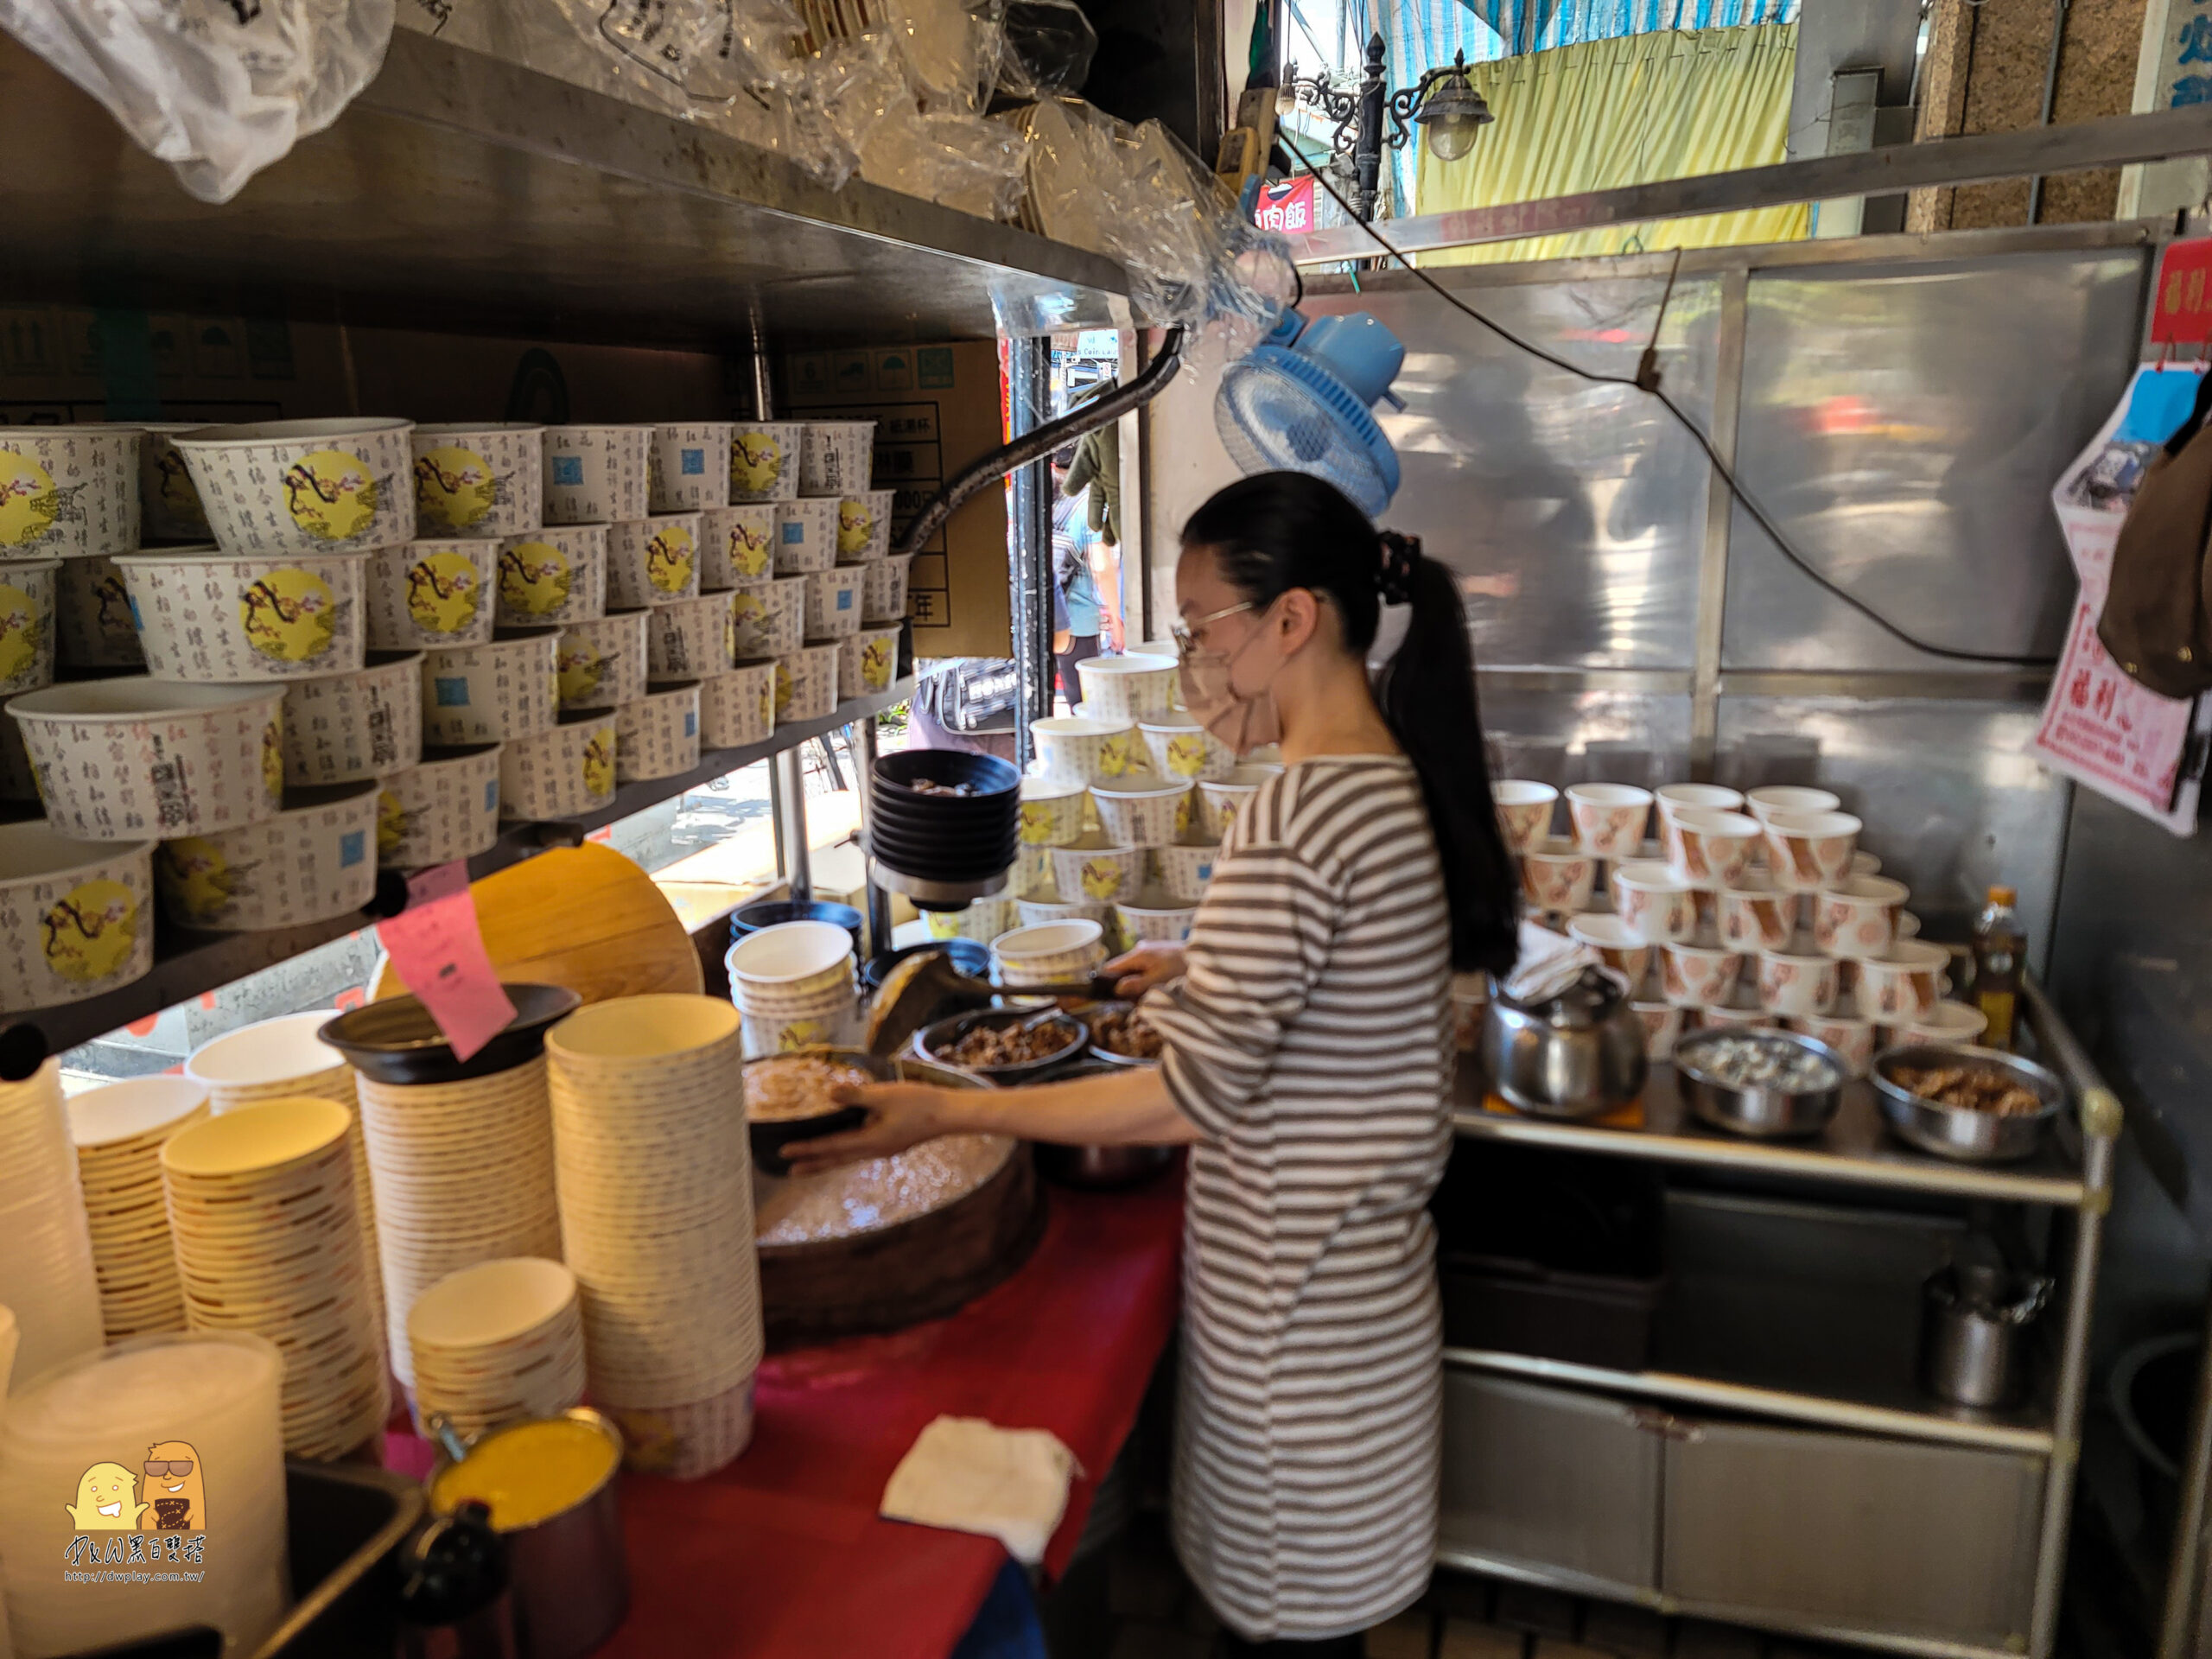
[0, 1061, 103, 1390]
[353, 1056, 564, 1392]
[161, 1099, 389, 1460]
[0, 1331, 289, 1658]
[66, 1077, 212, 1342]
[726, 919, 859, 1058]
[185, 1011, 385, 1341]
[545, 995, 760, 1478]
[407, 1256, 587, 1439]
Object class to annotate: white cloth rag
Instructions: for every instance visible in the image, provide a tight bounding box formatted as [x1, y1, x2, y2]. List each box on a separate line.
[880, 1415, 1081, 1566]
[1502, 918, 1604, 1004]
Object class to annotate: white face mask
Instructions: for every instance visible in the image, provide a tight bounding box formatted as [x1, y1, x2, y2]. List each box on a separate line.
[1176, 599, 1286, 756]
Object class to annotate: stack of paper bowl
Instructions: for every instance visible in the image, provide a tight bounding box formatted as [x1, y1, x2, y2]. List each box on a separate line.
[377, 742, 503, 868]
[67, 1077, 213, 1342]
[1075, 653, 1175, 721]
[992, 919, 1108, 988]
[406, 1255, 587, 1438]
[0, 1060, 105, 1386]
[0, 818, 157, 1012]
[726, 919, 859, 1056]
[0, 1332, 290, 1657]
[161, 1097, 390, 1459]
[154, 779, 381, 931]
[545, 995, 761, 1477]
[319, 987, 578, 1392]
[185, 1009, 385, 1337]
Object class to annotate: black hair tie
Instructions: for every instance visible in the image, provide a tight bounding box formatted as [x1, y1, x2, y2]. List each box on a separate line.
[1376, 531, 1421, 605]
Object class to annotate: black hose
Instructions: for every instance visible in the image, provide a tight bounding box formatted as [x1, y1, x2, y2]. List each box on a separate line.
[894, 326, 1190, 559]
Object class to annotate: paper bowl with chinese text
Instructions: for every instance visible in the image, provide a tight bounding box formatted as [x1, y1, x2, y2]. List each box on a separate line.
[500, 710, 617, 820]
[836, 490, 896, 563]
[1033, 715, 1141, 788]
[497, 526, 608, 628]
[56, 553, 143, 669]
[174, 418, 415, 556]
[990, 919, 1105, 988]
[1090, 775, 1187, 848]
[420, 629, 558, 746]
[0, 426, 138, 559]
[837, 626, 900, 698]
[1197, 766, 1274, 842]
[410, 424, 544, 539]
[556, 611, 647, 712]
[773, 645, 838, 725]
[728, 423, 804, 504]
[616, 681, 701, 783]
[774, 499, 839, 575]
[864, 553, 913, 623]
[279, 650, 423, 787]
[700, 505, 777, 587]
[699, 661, 776, 749]
[118, 546, 369, 681]
[1050, 837, 1145, 906]
[727, 580, 779, 660]
[0, 822, 154, 1010]
[8, 679, 284, 839]
[1019, 774, 1086, 847]
[1139, 712, 1234, 783]
[607, 514, 702, 608]
[1116, 893, 1197, 944]
[378, 744, 502, 868]
[646, 592, 734, 679]
[541, 426, 649, 525]
[0, 558, 60, 698]
[800, 421, 875, 496]
[155, 779, 379, 931]
[1076, 654, 1175, 721]
[650, 423, 734, 513]
[366, 540, 498, 650]
[804, 566, 866, 640]
[1745, 785, 1840, 825]
[1153, 840, 1217, 905]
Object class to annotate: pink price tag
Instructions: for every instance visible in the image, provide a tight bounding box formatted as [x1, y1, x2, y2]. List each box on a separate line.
[377, 861, 516, 1064]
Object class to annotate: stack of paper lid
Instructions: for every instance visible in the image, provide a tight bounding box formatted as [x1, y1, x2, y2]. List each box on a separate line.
[0, 1060, 103, 1391]
[0, 1331, 289, 1657]
[66, 1076, 212, 1343]
[407, 1256, 587, 1439]
[185, 1010, 385, 1338]
[161, 1097, 390, 1460]
[545, 995, 761, 1478]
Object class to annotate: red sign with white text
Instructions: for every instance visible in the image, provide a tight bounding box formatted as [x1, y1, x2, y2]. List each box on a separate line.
[2151, 238, 2212, 343]
[1255, 175, 1317, 235]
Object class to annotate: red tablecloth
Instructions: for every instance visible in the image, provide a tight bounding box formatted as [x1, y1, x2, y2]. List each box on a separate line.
[393, 1166, 1184, 1659]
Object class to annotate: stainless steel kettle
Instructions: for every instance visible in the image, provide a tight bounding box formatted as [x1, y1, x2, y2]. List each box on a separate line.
[1480, 965, 1649, 1119]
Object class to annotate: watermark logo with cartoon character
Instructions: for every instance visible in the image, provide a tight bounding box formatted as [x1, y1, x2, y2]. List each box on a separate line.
[59, 1443, 210, 1582]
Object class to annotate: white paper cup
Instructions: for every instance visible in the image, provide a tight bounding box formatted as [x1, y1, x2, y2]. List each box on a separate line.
[280, 650, 423, 786]
[8, 679, 284, 839]
[0, 558, 60, 696]
[646, 592, 734, 678]
[1091, 776, 1188, 848]
[499, 710, 617, 820]
[836, 626, 900, 699]
[497, 525, 608, 627]
[1745, 785, 1841, 824]
[1813, 874, 1910, 960]
[700, 505, 777, 587]
[1567, 913, 1652, 988]
[774, 499, 839, 575]
[650, 423, 734, 512]
[1033, 715, 1141, 787]
[1764, 810, 1863, 893]
[1153, 841, 1217, 904]
[118, 546, 369, 680]
[1018, 775, 1086, 847]
[1492, 779, 1558, 854]
[1519, 837, 1597, 915]
[1670, 808, 1763, 889]
[1076, 653, 1176, 721]
[557, 611, 648, 711]
[728, 423, 805, 504]
[1632, 1001, 1683, 1060]
[128, 423, 213, 542]
[366, 540, 498, 648]
[804, 566, 866, 639]
[1659, 941, 1744, 1008]
[864, 552, 913, 623]
[1611, 861, 1696, 944]
[377, 743, 502, 868]
[616, 682, 701, 783]
[773, 645, 838, 725]
[1655, 783, 1743, 861]
[800, 421, 875, 496]
[1567, 783, 1652, 861]
[1051, 840, 1145, 906]
[56, 553, 145, 669]
[1138, 712, 1234, 783]
[699, 661, 776, 749]
[1696, 999, 1774, 1032]
[1755, 947, 1840, 1019]
[420, 629, 558, 745]
[0, 427, 140, 558]
[1853, 940, 1949, 1022]
[1779, 1011, 1873, 1077]
[836, 490, 896, 563]
[1902, 1001, 1991, 1046]
[1118, 893, 1197, 944]
[541, 426, 650, 525]
[155, 779, 379, 931]
[1197, 766, 1272, 841]
[991, 919, 1104, 987]
[174, 418, 415, 555]
[728, 918, 854, 1003]
[410, 424, 544, 539]
[0, 822, 155, 1010]
[1716, 874, 1794, 953]
[607, 515, 702, 608]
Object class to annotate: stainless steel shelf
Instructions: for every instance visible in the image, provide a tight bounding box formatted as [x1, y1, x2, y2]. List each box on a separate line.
[0, 32, 1128, 346]
[3, 679, 912, 1061]
[1452, 1064, 2090, 1208]
[1443, 1347, 2053, 1456]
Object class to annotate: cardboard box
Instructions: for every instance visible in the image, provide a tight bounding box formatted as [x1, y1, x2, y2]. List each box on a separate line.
[784, 342, 1010, 659]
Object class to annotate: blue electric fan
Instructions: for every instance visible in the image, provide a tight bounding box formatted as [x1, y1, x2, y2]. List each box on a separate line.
[1214, 308, 1408, 517]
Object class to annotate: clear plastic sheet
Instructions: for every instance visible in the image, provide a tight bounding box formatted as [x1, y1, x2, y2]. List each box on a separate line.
[994, 0, 1090, 99]
[1, 0, 395, 202]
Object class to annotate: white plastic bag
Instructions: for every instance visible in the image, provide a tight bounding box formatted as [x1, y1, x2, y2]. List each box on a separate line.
[0, 0, 396, 202]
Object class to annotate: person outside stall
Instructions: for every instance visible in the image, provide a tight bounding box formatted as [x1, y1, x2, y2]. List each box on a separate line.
[788, 471, 1522, 1656]
[1051, 447, 1104, 708]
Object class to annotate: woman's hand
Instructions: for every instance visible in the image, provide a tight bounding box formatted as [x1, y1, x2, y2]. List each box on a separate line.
[1103, 942, 1185, 999]
[777, 1082, 966, 1177]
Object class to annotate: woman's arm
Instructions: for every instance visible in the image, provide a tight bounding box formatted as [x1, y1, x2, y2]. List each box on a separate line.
[780, 1065, 1200, 1177]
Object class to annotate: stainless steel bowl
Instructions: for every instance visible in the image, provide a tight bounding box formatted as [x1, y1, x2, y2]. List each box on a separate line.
[1674, 1027, 1847, 1139]
[1069, 1000, 1162, 1067]
[1024, 1059, 1177, 1190]
[912, 1007, 1088, 1081]
[1872, 1041, 2064, 1163]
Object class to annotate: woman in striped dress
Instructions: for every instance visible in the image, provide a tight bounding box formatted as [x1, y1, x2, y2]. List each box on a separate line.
[791, 471, 1521, 1655]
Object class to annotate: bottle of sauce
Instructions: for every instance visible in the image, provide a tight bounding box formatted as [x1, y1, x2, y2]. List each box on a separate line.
[1972, 886, 2024, 1049]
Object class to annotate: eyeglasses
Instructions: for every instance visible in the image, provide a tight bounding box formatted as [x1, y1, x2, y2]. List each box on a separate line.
[144, 1460, 194, 1478]
[1170, 601, 1256, 656]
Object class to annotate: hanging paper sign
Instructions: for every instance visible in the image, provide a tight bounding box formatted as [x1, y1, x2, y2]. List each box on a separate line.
[374, 861, 517, 1061]
[2151, 239, 2212, 344]
[1255, 175, 1317, 235]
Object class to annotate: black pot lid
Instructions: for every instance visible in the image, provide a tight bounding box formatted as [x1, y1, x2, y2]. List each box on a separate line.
[319, 983, 582, 1084]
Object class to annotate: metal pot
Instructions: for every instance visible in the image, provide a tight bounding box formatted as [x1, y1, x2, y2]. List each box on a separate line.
[1920, 1262, 2052, 1408]
[1480, 965, 1648, 1119]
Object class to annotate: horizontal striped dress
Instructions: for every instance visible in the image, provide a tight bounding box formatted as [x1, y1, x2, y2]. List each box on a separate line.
[1141, 754, 1454, 1642]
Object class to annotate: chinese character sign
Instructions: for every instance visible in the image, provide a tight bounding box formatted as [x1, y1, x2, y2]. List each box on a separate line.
[1255, 176, 1316, 235]
[2152, 240, 2212, 344]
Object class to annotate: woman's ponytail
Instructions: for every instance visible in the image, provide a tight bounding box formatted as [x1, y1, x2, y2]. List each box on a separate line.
[1179, 473, 1522, 976]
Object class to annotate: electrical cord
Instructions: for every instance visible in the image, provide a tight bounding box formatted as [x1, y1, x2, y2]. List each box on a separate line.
[1274, 133, 2060, 669]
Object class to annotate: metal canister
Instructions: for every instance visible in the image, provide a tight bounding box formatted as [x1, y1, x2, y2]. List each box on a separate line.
[1919, 1262, 2052, 1408]
[428, 1409, 630, 1659]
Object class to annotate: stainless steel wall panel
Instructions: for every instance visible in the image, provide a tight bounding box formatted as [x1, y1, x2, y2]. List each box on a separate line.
[1300, 275, 1723, 671]
[1720, 251, 2145, 672]
[1478, 689, 1695, 792]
